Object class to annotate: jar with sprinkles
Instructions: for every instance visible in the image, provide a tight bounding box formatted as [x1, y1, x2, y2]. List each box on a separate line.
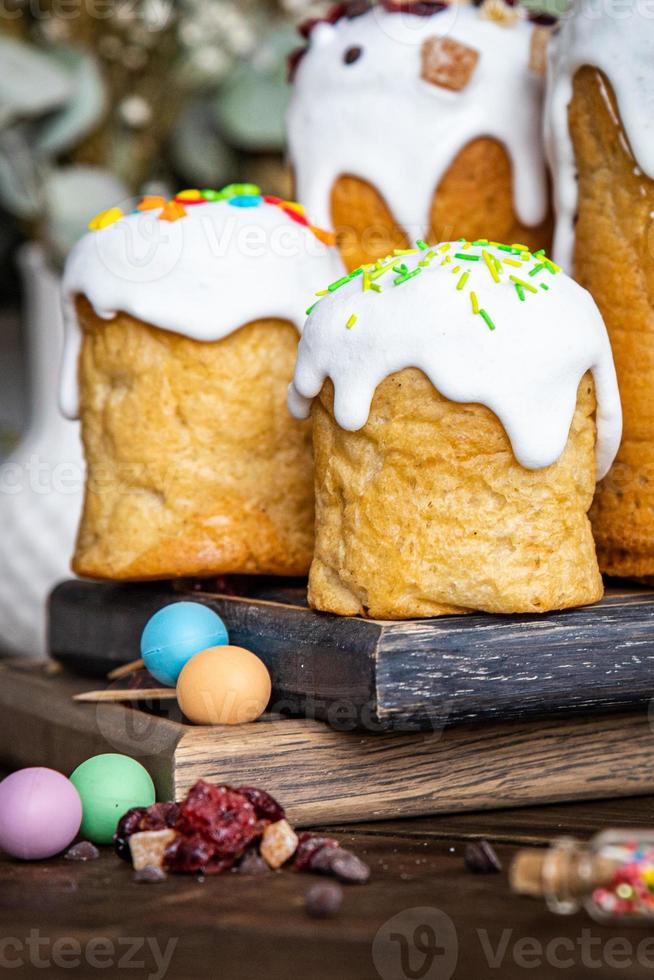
[511, 833, 654, 923]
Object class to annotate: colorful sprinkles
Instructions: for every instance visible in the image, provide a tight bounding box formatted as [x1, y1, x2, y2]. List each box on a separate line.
[306, 238, 561, 332]
[88, 184, 336, 247]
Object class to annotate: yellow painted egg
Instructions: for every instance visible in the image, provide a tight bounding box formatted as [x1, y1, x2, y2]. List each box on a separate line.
[176, 646, 272, 726]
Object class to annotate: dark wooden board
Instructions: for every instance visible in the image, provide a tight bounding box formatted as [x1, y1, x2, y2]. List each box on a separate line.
[4, 662, 654, 825]
[2, 787, 654, 980]
[50, 578, 654, 731]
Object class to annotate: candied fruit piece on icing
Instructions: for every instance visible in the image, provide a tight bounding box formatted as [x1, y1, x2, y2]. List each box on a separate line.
[137, 195, 167, 212]
[159, 200, 187, 222]
[421, 36, 480, 91]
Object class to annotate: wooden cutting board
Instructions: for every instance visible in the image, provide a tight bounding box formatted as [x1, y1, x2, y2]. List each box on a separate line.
[2, 661, 654, 827]
[50, 578, 654, 731]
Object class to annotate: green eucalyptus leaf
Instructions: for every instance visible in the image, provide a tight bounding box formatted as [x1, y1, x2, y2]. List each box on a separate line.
[42, 164, 129, 267]
[213, 23, 296, 152]
[169, 99, 236, 187]
[0, 37, 72, 127]
[35, 49, 107, 156]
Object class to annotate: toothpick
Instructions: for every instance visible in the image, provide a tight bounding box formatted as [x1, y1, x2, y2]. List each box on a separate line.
[106, 658, 145, 680]
[73, 688, 176, 703]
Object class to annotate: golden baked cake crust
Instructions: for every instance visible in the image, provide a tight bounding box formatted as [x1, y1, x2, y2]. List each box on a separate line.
[309, 370, 602, 620]
[73, 298, 314, 580]
[568, 68, 654, 578]
[331, 139, 553, 272]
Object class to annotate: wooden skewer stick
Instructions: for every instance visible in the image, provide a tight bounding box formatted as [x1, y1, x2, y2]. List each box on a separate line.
[106, 658, 145, 680]
[73, 688, 176, 703]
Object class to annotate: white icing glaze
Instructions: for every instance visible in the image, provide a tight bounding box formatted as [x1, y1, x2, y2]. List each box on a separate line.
[545, 0, 654, 271]
[287, 4, 548, 240]
[289, 242, 622, 479]
[60, 198, 344, 418]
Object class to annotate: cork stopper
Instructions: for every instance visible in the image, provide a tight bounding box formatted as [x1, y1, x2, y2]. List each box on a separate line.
[511, 844, 620, 900]
[510, 849, 547, 897]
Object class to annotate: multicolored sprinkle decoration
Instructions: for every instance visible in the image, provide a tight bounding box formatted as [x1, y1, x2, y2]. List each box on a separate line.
[593, 841, 654, 919]
[87, 185, 336, 247]
[307, 238, 561, 332]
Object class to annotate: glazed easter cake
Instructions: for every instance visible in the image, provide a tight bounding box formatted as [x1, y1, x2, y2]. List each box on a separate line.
[287, 0, 555, 271]
[289, 240, 622, 619]
[61, 185, 343, 581]
[545, 0, 654, 580]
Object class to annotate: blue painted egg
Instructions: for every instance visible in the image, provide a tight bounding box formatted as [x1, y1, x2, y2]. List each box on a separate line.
[140, 602, 229, 686]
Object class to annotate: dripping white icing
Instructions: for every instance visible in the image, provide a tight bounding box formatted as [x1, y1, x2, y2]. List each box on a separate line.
[287, 5, 548, 241]
[289, 242, 622, 479]
[545, 0, 654, 271]
[60, 199, 344, 419]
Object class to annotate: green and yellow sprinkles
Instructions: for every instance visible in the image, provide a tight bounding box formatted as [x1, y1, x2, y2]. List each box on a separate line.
[307, 239, 561, 332]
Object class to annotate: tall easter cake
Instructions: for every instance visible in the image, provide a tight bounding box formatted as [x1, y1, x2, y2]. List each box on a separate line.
[289, 240, 622, 619]
[545, 0, 654, 579]
[287, 0, 554, 271]
[61, 185, 343, 581]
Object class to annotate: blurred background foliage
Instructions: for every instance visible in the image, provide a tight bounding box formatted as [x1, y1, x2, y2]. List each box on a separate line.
[0, 0, 563, 288]
[0, 0, 328, 293]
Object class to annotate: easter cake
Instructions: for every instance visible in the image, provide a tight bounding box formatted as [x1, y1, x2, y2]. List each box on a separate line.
[545, 0, 654, 580]
[61, 185, 343, 581]
[289, 240, 622, 619]
[287, 0, 554, 271]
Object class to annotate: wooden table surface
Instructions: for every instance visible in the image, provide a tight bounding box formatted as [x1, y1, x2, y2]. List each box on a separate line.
[2, 792, 654, 979]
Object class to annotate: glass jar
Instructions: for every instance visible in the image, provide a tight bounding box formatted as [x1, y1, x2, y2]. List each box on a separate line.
[511, 832, 654, 923]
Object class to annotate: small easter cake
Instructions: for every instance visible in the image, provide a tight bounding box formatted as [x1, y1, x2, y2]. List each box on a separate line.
[289, 240, 622, 619]
[61, 185, 343, 581]
[287, 0, 555, 271]
[545, 0, 654, 579]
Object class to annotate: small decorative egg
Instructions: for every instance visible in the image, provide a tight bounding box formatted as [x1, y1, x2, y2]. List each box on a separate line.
[0, 767, 82, 860]
[69, 754, 156, 845]
[176, 645, 272, 726]
[140, 601, 229, 686]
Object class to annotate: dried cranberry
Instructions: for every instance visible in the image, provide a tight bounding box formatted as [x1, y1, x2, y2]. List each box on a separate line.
[293, 832, 340, 872]
[236, 786, 285, 824]
[298, 1, 369, 38]
[175, 781, 258, 858]
[114, 802, 180, 861]
[164, 833, 215, 874]
[380, 0, 447, 14]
